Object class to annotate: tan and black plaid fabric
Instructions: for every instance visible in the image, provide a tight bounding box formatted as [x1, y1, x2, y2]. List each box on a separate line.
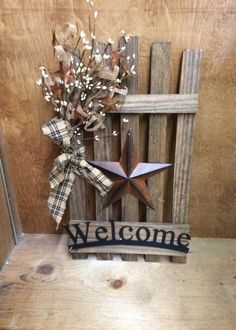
[42, 118, 112, 226]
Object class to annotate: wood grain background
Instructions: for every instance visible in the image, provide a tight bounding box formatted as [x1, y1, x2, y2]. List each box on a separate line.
[0, 0, 235, 237]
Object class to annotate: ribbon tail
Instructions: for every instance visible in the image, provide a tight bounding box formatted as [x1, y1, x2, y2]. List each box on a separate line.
[75, 160, 113, 196]
[48, 171, 75, 226]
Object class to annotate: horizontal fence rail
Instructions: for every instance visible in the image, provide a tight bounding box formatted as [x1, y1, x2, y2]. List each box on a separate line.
[114, 94, 198, 114]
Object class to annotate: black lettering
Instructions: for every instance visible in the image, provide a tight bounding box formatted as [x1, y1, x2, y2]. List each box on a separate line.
[177, 233, 191, 248]
[95, 226, 108, 241]
[64, 225, 77, 244]
[110, 220, 116, 241]
[119, 226, 133, 241]
[136, 227, 150, 242]
[153, 229, 175, 245]
[64, 222, 90, 244]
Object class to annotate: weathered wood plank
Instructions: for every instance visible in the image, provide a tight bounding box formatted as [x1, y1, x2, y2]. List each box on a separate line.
[69, 153, 88, 259]
[70, 177, 86, 221]
[69, 245, 188, 257]
[115, 94, 198, 114]
[172, 49, 202, 223]
[146, 42, 171, 262]
[68, 47, 88, 259]
[120, 36, 139, 261]
[93, 42, 113, 260]
[68, 220, 189, 257]
[172, 49, 202, 263]
[69, 220, 189, 234]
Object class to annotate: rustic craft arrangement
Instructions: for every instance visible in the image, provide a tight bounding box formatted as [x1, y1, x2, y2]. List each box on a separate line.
[38, 0, 202, 263]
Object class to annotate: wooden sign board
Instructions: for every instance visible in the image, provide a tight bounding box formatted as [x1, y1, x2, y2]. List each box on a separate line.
[65, 220, 190, 257]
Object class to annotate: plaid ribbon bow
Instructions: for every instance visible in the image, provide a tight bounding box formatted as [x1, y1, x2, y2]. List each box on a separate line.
[42, 117, 112, 226]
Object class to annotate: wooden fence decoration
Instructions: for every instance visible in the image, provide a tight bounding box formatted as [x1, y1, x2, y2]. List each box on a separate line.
[69, 37, 202, 263]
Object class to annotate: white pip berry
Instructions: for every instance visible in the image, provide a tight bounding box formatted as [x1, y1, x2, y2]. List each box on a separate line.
[36, 79, 42, 85]
[44, 95, 51, 102]
[80, 30, 86, 38]
[108, 38, 114, 44]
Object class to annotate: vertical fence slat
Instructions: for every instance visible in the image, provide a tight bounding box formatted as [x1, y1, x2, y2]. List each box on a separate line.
[93, 42, 113, 260]
[69, 174, 87, 259]
[146, 42, 171, 262]
[69, 48, 88, 259]
[171, 49, 202, 263]
[120, 36, 139, 261]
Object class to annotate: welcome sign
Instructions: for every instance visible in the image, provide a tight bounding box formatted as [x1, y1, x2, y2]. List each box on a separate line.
[65, 220, 191, 256]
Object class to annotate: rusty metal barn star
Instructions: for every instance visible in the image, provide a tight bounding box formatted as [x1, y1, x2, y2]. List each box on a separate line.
[90, 131, 172, 209]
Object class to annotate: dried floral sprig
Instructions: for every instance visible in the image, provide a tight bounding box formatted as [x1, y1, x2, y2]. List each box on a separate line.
[37, 0, 136, 225]
[37, 0, 135, 147]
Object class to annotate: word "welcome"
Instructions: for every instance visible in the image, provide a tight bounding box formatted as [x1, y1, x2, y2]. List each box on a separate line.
[65, 220, 191, 253]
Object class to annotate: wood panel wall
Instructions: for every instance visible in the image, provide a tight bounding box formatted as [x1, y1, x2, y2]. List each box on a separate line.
[0, 0, 235, 237]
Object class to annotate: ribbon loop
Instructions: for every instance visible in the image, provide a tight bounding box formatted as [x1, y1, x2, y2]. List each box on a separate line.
[42, 117, 71, 149]
[42, 117, 112, 225]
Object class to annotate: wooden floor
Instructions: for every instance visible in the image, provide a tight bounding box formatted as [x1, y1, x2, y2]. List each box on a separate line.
[0, 235, 235, 330]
